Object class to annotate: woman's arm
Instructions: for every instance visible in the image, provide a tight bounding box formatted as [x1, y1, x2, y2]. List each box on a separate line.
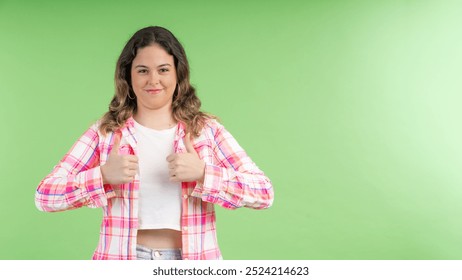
[35, 124, 115, 212]
[191, 122, 274, 210]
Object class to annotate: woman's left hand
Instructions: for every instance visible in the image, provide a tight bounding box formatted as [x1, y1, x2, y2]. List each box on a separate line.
[167, 133, 205, 183]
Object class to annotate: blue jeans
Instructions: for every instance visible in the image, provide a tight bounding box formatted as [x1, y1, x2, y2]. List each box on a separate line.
[136, 244, 182, 260]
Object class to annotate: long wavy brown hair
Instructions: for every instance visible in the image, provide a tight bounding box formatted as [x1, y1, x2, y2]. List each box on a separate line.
[100, 26, 215, 136]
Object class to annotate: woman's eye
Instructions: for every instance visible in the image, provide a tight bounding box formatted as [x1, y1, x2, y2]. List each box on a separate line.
[138, 69, 148, 74]
[159, 68, 169, 73]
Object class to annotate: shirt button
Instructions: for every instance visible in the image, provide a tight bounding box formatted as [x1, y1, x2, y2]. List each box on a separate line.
[183, 226, 188, 231]
[183, 194, 188, 199]
[184, 257, 189, 260]
[154, 251, 161, 258]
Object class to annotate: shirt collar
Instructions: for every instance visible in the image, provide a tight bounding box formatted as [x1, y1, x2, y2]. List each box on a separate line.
[122, 116, 187, 146]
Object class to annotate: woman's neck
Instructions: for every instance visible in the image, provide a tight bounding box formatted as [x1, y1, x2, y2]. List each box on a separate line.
[134, 108, 176, 130]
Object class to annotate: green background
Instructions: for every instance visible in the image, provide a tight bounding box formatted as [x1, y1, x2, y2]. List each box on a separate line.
[1, 0, 461, 259]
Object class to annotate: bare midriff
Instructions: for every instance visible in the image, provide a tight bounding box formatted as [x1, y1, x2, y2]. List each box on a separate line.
[136, 229, 182, 249]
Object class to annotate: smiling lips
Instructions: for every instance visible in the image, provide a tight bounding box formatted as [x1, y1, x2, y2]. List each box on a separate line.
[146, 88, 162, 94]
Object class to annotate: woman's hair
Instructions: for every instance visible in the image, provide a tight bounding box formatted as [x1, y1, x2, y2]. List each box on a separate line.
[99, 26, 215, 136]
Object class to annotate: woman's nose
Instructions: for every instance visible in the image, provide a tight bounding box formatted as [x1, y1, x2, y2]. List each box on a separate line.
[148, 73, 160, 85]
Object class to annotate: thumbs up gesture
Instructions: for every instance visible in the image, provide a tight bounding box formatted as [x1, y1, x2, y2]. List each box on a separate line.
[167, 133, 205, 183]
[101, 134, 139, 185]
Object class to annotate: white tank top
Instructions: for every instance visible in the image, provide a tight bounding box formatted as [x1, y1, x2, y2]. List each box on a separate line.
[134, 120, 181, 230]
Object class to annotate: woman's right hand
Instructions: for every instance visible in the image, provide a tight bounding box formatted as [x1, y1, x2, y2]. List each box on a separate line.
[101, 134, 139, 185]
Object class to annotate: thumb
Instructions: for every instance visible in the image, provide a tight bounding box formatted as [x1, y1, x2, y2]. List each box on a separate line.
[110, 133, 121, 155]
[184, 133, 198, 155]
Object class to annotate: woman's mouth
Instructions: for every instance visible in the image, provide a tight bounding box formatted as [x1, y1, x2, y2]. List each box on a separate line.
[146, 88, 162, 94]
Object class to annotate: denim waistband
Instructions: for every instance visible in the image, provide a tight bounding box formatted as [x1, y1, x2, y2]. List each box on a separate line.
[136, 244, 182, 260]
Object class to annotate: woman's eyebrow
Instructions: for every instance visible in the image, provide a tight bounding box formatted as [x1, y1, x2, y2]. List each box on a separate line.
[157, 63, 172, 68]
[134, 63, 172, 68]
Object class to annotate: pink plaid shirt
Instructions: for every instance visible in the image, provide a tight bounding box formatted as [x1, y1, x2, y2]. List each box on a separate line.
[35, 117, 274, 260]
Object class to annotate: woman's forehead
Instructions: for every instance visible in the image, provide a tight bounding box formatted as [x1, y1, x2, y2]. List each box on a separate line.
[133, 45, 174, 67]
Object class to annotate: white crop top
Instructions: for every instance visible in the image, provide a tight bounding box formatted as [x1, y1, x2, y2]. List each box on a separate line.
[134, 120, 181, 231]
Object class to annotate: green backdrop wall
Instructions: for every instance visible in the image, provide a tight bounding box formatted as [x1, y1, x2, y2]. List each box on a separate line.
[1, 0, 461, 259]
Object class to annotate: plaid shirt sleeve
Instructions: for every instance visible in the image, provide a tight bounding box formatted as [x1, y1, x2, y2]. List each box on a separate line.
[35, 124, 115, 212]
[191, 121, 274, 210]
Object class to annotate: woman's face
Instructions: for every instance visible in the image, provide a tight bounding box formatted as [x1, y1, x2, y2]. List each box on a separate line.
[130, 44, 177, 113]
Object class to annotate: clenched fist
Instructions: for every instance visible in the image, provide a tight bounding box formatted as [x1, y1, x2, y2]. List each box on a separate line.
[101, 134, 139, 185]
[166, 133, 205, 183]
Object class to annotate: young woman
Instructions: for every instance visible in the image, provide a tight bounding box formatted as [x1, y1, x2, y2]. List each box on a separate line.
[35, 26, 274, 260]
